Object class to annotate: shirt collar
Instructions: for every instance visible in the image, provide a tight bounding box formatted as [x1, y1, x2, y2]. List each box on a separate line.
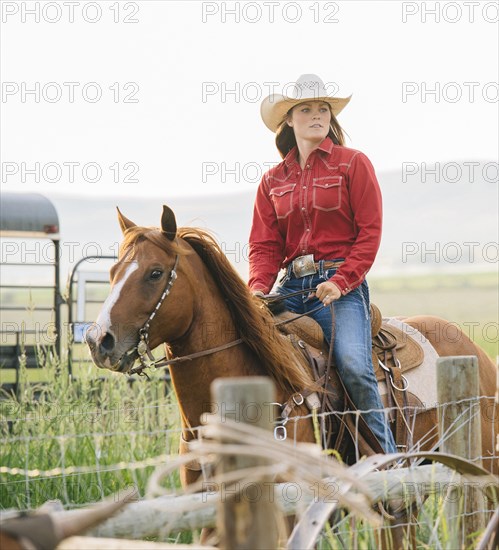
[318, 136, 334, 155]
[284, 136, 334, 167]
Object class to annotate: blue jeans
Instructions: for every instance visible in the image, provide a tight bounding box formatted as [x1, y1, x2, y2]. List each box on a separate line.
[276, 260, 397, 454]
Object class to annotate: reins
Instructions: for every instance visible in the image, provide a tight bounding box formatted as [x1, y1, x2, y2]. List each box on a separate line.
[264, 288, 330, 327]
[129, 338, 245, 376]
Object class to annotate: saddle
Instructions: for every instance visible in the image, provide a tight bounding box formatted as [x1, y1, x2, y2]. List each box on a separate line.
[276, 303, 424, 378]
[274, 303, 425, 453]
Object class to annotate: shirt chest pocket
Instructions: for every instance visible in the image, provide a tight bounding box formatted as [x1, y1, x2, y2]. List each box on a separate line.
[269, 183, 296, 219]
[312, 176, 342, 212]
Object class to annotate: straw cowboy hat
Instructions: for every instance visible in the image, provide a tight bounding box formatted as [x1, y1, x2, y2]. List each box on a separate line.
[260, 74, 352, 132]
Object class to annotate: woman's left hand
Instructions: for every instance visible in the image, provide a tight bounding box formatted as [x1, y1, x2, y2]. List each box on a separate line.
[314, 281, 342, 306]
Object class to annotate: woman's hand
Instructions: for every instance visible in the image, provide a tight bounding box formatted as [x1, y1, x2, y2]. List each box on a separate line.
[314, 281, 342, 306]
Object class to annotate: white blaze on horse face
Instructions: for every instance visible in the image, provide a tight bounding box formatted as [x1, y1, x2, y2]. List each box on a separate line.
[96, 260, 138, 335]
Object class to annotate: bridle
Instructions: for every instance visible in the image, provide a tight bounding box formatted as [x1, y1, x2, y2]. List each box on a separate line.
[128, 253, 180, 376]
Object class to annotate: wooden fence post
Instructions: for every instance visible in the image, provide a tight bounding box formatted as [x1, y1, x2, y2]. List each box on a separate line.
[437, 355, 485, 548]
[211, 376, 280, 550]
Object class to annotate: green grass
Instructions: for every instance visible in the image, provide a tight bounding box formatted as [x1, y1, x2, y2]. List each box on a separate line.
[1, 353, 496, 547]
[0, 352, 182, 512]
[313, 492, 494, 550]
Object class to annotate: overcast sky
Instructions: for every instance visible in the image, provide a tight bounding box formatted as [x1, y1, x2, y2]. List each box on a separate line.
[1, 1, 498, 198]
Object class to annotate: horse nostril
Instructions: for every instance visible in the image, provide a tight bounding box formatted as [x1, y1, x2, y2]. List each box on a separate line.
[99, 332, 116, 355]
[85, 323, 98, 347]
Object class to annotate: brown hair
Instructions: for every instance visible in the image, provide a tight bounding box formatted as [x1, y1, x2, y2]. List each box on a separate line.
[275, 104, 346, 159]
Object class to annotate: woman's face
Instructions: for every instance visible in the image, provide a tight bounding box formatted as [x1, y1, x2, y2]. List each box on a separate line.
[287, 101, 331, 142]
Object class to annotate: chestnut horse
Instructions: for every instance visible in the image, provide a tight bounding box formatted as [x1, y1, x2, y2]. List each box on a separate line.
[86, 206, 498, 481]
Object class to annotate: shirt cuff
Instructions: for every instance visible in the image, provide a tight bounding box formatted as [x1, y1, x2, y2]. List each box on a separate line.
[329, 275, 353, 296]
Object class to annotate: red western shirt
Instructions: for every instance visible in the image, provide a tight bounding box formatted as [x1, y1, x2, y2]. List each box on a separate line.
[248, 136, 383, 295]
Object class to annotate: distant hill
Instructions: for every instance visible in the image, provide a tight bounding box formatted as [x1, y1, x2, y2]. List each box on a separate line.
[3, 162, 497, 286]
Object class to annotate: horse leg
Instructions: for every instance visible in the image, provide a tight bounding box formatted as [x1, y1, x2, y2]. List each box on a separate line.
[178, 464, 220, 546]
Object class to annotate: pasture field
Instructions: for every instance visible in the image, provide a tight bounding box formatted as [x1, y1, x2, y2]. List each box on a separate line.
[369, 271, 498, 358]
[0, 356, 192, 540]
[0, 271, 497, 547]
[1, 356, 495, 548]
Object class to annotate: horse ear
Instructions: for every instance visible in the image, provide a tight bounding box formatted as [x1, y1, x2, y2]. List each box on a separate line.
[161, 205, 177, 241]
[116, 207, 136, 234]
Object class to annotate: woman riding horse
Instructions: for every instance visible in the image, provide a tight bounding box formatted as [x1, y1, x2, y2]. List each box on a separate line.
[249, 74, 397, 453]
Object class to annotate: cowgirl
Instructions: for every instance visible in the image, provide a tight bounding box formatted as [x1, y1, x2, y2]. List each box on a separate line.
[249, 74, 396, 453]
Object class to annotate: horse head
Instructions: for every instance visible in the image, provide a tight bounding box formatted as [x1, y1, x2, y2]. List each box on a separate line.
[86, 205, 195, 373]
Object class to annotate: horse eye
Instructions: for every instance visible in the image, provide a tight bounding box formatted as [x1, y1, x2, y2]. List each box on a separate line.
[150, 269, 163, 280]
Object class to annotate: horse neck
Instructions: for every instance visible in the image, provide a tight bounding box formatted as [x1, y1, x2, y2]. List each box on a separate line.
[167, 253, 267, 436]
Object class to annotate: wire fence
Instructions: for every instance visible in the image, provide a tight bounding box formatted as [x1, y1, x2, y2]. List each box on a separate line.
[1, 397, 496, 513]
[0, 348, 497, 550]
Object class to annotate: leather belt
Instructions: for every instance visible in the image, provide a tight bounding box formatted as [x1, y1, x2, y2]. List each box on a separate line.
[321, 260, 344, 269]
[289, 254, 344, 278]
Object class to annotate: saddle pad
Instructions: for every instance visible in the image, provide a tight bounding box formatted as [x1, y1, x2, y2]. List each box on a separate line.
[377, 318, 440, 410]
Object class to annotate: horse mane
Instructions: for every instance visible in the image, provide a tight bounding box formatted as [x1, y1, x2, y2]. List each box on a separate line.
[121, 225, 316, 395]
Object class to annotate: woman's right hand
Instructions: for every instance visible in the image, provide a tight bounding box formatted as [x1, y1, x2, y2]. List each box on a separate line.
[314, 281, 342, 306]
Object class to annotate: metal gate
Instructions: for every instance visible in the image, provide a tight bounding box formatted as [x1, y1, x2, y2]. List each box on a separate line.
[66, 255, 117, 374]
